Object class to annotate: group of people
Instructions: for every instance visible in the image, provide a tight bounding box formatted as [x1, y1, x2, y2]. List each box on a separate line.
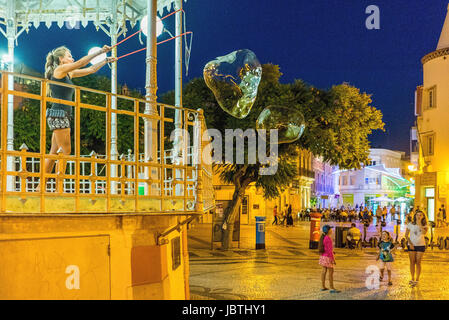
[318, 208, 430, 292]
[272, 204, 294, 227]
[320, 205, 400, 225]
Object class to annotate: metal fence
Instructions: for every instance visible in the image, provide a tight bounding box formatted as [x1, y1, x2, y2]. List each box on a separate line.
[0, 70, 215, 214]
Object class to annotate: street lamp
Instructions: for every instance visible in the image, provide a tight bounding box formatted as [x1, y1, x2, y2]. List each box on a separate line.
[0, 53, 13, 70]
[140, 15, 164, 37]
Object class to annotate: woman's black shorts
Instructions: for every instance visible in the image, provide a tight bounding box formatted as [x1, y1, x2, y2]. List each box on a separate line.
[407, 245, 426, 252]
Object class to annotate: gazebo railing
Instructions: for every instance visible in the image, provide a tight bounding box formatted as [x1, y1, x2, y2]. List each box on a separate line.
[0, 70, 213, 214]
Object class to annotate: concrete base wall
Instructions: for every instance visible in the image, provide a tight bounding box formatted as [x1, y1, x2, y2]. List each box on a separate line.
[0, 214, 190, 300]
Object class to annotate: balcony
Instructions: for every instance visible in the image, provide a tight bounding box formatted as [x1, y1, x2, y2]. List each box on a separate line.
[0, 71, 214, 214]
[299, 169, 315, 179]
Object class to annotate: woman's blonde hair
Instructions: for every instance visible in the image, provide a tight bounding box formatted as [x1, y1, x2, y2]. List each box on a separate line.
[44, 46, 70, 96]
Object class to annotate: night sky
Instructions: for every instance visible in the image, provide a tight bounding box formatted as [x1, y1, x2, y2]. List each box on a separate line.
[1, 0, 448, 153]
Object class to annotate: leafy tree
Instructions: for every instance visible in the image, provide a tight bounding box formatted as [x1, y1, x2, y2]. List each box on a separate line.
[161, 64, 384, 249]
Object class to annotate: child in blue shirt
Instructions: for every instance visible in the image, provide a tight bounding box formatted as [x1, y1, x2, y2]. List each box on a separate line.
[376, 231, 395, 286]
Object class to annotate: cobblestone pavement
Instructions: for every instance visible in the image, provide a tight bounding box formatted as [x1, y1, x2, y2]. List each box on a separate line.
[188, 220, 449, 300]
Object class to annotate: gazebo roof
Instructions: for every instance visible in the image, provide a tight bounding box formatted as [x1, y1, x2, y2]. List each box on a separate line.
[0, 0, 186, 29]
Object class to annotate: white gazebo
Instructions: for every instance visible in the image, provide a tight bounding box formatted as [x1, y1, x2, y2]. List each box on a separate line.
[0, 0, 187, 191]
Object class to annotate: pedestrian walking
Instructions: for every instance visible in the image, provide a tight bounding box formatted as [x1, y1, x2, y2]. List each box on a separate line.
[375, 206, 382, 227]
[437, 208, 443, 228]
[442, 204, 447, 227]
[272, 206, 278, 226]
[318, 225, 340, 293]
[389, 206, 396, 223]
[377, 231, 395, 286]
[382, 206, 388, 223]
[286, 204, 294, 227]
[404, 210, 428, 287]
[280, 207, 287, 226]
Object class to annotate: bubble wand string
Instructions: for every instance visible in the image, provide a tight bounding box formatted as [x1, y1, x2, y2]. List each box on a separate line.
[111, 9, 185, 49]
[115, 31, 193, 61]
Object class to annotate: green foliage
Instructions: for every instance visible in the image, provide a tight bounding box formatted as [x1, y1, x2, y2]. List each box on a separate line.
[13, 81, 50, 152]
[161, 64, 385, 201]
[294, 82, 385, 170]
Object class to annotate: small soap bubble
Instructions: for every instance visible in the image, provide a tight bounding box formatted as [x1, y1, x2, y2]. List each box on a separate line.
[256, 106, 306, 144]
[203, 49, 262, 119]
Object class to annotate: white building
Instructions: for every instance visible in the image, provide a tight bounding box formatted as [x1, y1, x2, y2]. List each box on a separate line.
[334, 149, 411, 209]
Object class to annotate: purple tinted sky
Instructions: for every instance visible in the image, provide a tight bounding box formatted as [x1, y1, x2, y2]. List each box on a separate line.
[1, 0, 447, 153]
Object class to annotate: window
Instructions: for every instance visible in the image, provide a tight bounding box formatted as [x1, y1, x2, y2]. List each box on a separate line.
[429, 89, 434, 108]
[423, 134, 435, 156]
[171, 236, 181, 270]
[425, 188, 435, 198]
[350, 176, 355, 185]
[365, 177, 377, 185]
[425, 86, 437, 109]
[342, 176, 348, 186]
[411, 140, 418, 153]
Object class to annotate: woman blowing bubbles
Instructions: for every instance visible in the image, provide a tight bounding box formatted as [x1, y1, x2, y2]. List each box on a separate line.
[37, 45, 116, 192]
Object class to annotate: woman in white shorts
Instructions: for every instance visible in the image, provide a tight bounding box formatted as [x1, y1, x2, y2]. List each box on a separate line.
[404, 210, 428, 287]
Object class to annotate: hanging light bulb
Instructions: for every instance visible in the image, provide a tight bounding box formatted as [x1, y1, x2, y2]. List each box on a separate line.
[140, 15, 163, 37]
[1, 54, 13, 64]
[88, 47, 107, 65]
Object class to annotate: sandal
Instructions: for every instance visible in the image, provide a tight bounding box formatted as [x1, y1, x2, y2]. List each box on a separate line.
[330, 289, 341, 293]
[388, 281, 393, 286]
[321, 288, 329, 291]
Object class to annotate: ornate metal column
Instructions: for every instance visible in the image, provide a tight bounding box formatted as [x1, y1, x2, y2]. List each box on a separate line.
[144, 0, 159, 197]
[6, 0, 16, 191]
[174, 0, 183, 197]
[110, 0, 119, 194]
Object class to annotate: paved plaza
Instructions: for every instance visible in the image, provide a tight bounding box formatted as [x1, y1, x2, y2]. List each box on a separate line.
[188, 219, 449, 300]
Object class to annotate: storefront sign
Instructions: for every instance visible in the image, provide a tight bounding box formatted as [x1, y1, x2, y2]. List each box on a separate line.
[420, 172, 436, 186]
[342, 194, 354, 206]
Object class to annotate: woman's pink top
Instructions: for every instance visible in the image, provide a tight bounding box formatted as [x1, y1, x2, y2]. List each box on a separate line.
[321, 235, 335, 260]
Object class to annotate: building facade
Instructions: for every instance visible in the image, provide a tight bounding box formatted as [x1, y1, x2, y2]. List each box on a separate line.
[335, 149, 411, 209]
[311, 157, 335, 209]
[414, 4, 449, 222]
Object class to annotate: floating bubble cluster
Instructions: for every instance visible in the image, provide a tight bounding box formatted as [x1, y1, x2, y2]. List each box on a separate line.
[203, 49, 262, 119]
[256, 106, 306, 144]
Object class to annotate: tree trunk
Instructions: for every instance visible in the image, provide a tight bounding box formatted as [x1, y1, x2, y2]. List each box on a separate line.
[221, 186, 246, 250]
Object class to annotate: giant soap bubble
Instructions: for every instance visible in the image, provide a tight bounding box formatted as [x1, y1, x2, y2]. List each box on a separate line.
[203, 49, 262, 119]
[256, 106, 306, 144]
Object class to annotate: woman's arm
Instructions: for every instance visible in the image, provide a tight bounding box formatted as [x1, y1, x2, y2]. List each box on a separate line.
[69, 57, 117, 78]
[404, 227, 414, 249]
[54, 45, 112, 78]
